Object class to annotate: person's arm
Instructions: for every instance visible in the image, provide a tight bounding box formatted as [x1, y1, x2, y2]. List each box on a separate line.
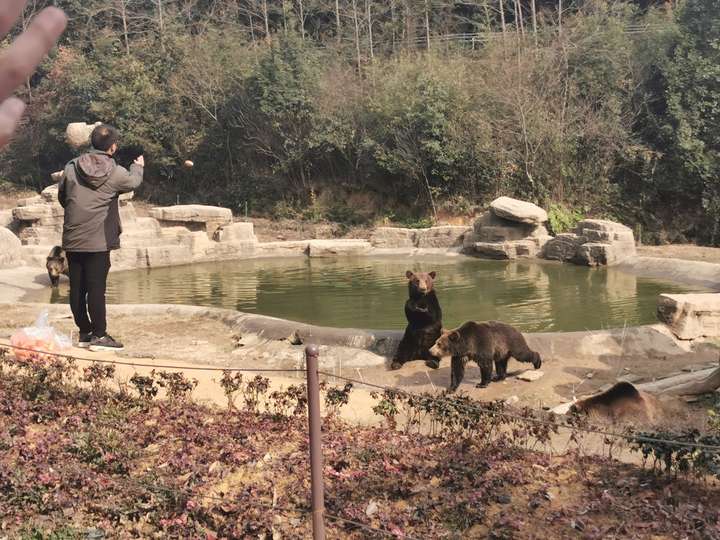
[114, 156, 144, 194]
[0, 3, 66, 148]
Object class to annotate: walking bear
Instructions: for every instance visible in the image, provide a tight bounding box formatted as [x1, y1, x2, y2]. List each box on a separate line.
[391, 271, 443, 370]
[430, 321, 542, 391]
[46, 246, 68, 288]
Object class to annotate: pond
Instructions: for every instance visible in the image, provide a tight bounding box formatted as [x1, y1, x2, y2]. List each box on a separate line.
[29, 256, 705, 332]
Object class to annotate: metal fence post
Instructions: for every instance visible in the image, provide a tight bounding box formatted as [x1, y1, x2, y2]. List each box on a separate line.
[305, 345, 325, 540]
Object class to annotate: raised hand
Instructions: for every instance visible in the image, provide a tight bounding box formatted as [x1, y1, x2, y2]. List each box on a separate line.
[0, 1, 66, 149]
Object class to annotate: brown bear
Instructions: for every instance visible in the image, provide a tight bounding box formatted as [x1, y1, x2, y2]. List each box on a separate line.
[391, 271, 443, 370]
[429, 321, 542, 391]
[46, 246, 68, 288]
[568, 382, 660, 424]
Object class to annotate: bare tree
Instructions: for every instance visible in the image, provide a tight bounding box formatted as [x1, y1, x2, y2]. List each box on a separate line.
[366, 0, 374, 59]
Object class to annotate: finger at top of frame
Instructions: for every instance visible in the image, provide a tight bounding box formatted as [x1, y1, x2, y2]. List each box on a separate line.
[0, 7, 67, 102]
[0, 97, 26, 149]
[0, 0, 29, 39]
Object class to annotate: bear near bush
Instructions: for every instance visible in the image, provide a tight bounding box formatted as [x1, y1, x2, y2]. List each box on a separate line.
[429, 321, 542, 391]
[46, 246, 68, 288]
[391, 271, 443, 370]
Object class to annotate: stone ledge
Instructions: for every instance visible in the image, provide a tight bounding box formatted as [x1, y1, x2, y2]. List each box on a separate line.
[657, 293, 720, 340]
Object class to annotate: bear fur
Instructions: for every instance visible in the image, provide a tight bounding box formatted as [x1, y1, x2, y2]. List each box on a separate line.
[46, 246, 68, 288]
[391, 271, 443, 370]
[429, 320, 542, 391]
[569, 382, 660, 424]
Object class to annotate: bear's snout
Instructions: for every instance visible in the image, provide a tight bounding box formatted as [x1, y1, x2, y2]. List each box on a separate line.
[429, 344, 443, 357]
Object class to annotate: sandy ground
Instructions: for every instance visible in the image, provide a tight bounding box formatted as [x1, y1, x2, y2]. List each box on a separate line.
[637, 244, 720, 264]
[2, 302, 718, 415]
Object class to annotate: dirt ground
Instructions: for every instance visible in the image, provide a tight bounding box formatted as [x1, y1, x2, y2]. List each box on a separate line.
[2, 303, 718, 427]
[637, 244, 720, 264]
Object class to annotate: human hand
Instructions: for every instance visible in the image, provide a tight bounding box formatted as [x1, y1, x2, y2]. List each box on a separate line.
[0, 2, 67, 149]
[134, 155, 145, 167]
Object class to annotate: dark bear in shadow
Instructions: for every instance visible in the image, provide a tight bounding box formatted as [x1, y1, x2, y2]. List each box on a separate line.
[46, 246, 68, 288]
[430, 321, 542, 391]
[390, 271, 443, 370]
[113, 144, 144, 169]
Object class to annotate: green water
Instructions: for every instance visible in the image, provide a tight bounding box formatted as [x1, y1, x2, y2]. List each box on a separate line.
[32, 256, 704, 332]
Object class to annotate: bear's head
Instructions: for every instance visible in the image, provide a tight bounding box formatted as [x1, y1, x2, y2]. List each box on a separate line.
[429, 329, 463, 358]
[406, 270, 437, 297]
[46, 258, 64, 287]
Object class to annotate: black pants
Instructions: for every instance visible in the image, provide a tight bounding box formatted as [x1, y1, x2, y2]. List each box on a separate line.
[66, 251, 111, 337]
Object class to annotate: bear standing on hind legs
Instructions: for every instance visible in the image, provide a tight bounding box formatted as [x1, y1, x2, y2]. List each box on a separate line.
[391, 271, 443, 370]
[430, 321, 542, 392]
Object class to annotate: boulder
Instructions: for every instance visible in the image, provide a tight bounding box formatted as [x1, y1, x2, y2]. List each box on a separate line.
[490, 196, 548, 225]
[144, 245, 193, 268]
[214, 222, 257, 243]
[50, 171, 64, 183]
[150, 205, 233, 239]
[149, 205, 233, 223]
[471, 240, 540, 260]
[20, 244, 56, 267]
[16, 194, 42, 207]
[416, 226, 471, 248]
[41, 183, 58, 203]
[575, 219, 635, 247]
[255, 241, 310, 258]
[66, 121, 102, 149]
[17, 224, 62, 246]
[119, 191, 134, 201]
[369, 227, 417, 249]
[543, 233, 585, 262]
[574, 242, 622, 267]
[657, 293, 720, 340]
[0, 228, 22, 268]
[13, 203, 63, 222]
[307, 239, 372, 257]
[0, 209, 14, 228]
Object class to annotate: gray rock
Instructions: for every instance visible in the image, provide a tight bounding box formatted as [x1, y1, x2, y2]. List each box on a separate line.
[517, 370, 544, 382]
[657, 293, 720, 340]
[543, 233, 584, 261]
[0, 228, 22, 268]
[490, 196, 548, 225]
[369, 227, 417, 248]
[66, 121, 102, 149]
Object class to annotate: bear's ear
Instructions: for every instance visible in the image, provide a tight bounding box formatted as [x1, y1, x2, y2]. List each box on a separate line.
[405, 270, 414, 280]
[449, 331, 460, 342]
[429, 271, 437, 280]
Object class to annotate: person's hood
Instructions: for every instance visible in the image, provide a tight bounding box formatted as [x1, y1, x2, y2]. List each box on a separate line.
[74, 149, 117, 189]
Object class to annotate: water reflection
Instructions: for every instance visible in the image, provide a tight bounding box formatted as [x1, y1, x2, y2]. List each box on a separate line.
[30, 256, 702, 332]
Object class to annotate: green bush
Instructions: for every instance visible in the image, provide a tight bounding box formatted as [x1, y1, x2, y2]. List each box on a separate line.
[547, 204, 584, 235]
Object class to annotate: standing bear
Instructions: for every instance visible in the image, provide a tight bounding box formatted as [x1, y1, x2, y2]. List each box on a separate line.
[429, 321, 542, 391]
[391, 271, 443, 370]
[46, 246, 68, 288]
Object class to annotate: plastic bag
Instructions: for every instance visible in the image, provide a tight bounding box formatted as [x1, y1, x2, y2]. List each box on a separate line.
[10, 310, 71, 362]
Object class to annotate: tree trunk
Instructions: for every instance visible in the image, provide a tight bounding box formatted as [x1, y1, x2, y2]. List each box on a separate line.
[262, 0, 270, 41]
[352, 0, 362, 72]
[390, 0, 396, 52]
[638, 366, 720, 396]
[119, 0, 131, 55]
[335, 0, 342, 44]
[531, 0, 538, 47]
[424, 0, 431, 49]
[558, 0, 562, 35]
[499, 0, 507, 36]
[299, 0, 305, 40]
[156, 0, 166, 52]
[366, 0, 374, 59]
